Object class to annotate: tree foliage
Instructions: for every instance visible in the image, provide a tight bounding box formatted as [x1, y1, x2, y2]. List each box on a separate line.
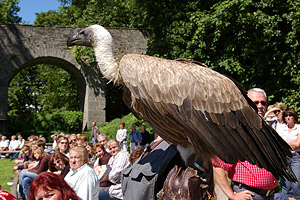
[33, 0, 300, 115]
[8, 64, 80, 117]
[0, 0, 21, 24]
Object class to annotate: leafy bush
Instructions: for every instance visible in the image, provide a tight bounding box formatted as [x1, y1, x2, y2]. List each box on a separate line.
[8, 111, 83, 139]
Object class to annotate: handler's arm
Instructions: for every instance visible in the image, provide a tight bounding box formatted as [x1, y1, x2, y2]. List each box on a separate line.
[213, 166, 253, 200]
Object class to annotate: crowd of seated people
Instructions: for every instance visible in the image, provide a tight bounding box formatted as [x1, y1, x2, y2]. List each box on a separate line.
[3, 123, 153, 200]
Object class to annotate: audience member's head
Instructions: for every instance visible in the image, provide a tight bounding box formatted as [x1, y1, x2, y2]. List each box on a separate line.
[107, 140, 121, 157]
[49, 152, 69, 172]
[30, 142, 38, 151]
[84, 142, 94, 157]
[28, 172, 80, 200]
[248, 88, 268, 117]
[59, 132, 65, 137]
[120, 122, 125, 129]
[35, 139, 46, 149]
[51, 133, 59, 143]
[20, 145, 31, 157]
[131, 124, 137, 131]
[141, 124, 146, 132]
[93, 143, 106, 159]
[11, 135, 16, 141]
[282, 108, 298, 124]
[55, 136, 70, 154]
[69, 146, 88, 170]
[265, 102, 287, 121]
[28, 135, 39, 142]
[76, 134, 87, 146]
[31, 147, 45, 161]
[69, 134, 77, 148]
[1, 135, 7, 141]
[92, 121, 97, 127]
[97, 134, 108, 147]
[129, 148, 144, 165]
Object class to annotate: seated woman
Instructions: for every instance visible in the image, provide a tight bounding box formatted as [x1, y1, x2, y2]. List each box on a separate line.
[28, 172, 81, 200]
[49, 152, 70, 177]
[99, 140, 130, 200]
[55, 136, 70, 157]
[85, 142, 97, 166]
[12, 145, 31, 171]
[19, 147, 52, 199]
[93, 143, 111, 185]
[93, 143, 111, 167]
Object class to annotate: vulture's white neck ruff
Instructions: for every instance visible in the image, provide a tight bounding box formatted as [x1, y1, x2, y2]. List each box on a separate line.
[92, 25, 121, 84]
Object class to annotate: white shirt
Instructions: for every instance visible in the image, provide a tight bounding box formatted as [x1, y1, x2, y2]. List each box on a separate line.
[52, 140, 57, 149]
[276, 123, 300, 151]
[0, 140, 9, 148]
[108, 150, 130, 199]
[8, 139, 19, 150]
[16, 139, 25, 149]
[116, 129, 127, 143]
[65, 163, 99, 200]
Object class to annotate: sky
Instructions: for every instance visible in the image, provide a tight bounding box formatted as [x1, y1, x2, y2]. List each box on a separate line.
[18, 0, 61, 24]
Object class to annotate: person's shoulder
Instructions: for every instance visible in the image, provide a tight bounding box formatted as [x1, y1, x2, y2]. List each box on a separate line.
[119, 150, 130, 157]
[295, 124, 300, 128]
[294, 124, 300, 131]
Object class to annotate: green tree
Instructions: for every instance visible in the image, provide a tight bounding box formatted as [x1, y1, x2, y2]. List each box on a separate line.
[8, 64, 80, 117]
[34, 0, 300, 114]
[0, 0, 21, 24]
[129, 0, 300, 112]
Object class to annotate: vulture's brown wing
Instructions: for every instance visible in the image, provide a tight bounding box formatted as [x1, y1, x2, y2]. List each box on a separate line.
[119, 54, 295, 180]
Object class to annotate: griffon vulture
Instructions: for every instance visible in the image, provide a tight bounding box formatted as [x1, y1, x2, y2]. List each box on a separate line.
[67, 24, 295, 180]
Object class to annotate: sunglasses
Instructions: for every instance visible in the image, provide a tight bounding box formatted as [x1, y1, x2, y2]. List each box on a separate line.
[273, 110, 281, 114]
[60, 142, 68, 144]
[285, 113, 294, 117]
[253, 101, 267, 106]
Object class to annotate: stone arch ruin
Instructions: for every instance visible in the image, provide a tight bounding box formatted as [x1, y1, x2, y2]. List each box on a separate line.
[0, 24, 147, 134]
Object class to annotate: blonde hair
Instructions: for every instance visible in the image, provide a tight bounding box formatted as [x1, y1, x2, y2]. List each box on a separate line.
[55, 136, 70, 153]
[76, 134, 87, 143]
[31, 147, 45, 161]
[107, 140, 120, 149]
[19, 145, 31, 158]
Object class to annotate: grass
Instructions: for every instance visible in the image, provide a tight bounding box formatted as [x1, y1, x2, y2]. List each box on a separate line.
[0, 158, 15, 192]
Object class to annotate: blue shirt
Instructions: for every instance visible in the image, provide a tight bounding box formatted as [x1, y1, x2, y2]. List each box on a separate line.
[130, 130, 142, 142]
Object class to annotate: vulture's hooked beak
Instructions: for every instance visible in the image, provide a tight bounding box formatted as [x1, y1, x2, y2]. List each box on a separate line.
[67, 30, 93, 48]
[67, 33, 80, 48]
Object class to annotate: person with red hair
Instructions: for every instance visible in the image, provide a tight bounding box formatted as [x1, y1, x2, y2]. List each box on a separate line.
[28, 172, 80, 200]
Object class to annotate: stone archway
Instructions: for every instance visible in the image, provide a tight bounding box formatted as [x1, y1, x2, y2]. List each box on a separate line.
[0, 24, 147, 135]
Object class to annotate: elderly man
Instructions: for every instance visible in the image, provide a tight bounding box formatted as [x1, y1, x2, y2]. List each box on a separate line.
[213, 88, 278, 200]
[97, 133, 109, 152]
[65, 146, 99, 200]
[129, 124, 142, 153]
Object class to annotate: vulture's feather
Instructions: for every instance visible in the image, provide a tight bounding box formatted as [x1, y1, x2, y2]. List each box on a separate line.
[67, 24, 296, 181]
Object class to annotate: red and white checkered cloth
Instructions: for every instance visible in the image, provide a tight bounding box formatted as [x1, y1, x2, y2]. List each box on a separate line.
[212, 157, 278, 190]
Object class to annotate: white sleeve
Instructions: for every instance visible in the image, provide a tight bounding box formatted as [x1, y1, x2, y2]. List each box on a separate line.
[108, 152, 130, 184]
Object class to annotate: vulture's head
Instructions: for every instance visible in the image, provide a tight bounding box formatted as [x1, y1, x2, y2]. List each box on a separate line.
[67, 25, 113, 49]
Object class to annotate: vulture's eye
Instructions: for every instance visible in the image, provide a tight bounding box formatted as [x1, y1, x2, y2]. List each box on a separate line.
[79, 31, 85, 36]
